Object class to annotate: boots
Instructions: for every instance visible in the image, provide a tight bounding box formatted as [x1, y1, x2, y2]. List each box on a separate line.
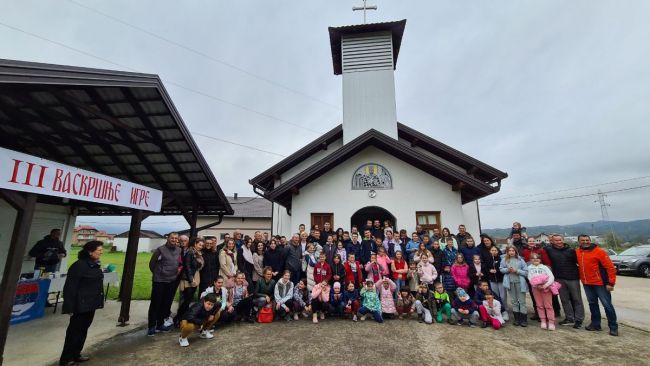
[513, 312, 521, 326]
[520, 313, 528, 327]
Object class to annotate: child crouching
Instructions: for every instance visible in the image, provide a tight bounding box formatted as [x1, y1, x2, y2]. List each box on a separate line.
[433, 282, 453, 324]
[396, 287, 415, 320]
[179, 293, 219, 347]
[479, 290, 505, 330]
[414, 283, 436, 324]
[291, 278, 312, 321]
[451, 288, 479, 327]
[358, 280, 383, 323]
[343, 282, 360, 321]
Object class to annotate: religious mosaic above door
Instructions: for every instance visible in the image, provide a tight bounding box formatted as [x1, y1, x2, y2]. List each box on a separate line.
[351, 163, 392, 190]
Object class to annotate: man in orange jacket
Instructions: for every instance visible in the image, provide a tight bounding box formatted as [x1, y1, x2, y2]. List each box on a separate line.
[576, 234, 618, 336]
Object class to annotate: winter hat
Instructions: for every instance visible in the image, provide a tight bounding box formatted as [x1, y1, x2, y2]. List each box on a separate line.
[456, 288, 468, 298]
[333, 281, 341, 290]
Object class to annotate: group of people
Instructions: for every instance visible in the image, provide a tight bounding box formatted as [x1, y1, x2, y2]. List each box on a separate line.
[141, 220, 619, 348]
[57, 219, 620, 364]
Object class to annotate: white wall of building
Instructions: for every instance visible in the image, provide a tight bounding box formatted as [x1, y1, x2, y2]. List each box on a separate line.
[0, 200, 75, 280]
[113, 237, 165, 253]
[273, 146, 479, 237]
[461, 201, 481, 238]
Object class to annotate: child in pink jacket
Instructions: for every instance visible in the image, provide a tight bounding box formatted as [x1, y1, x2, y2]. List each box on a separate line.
[417, 253, 438, 290]
[311, 280, 331, 323]
[375, 277, 397, 317]
[451, 253, 470, 290]
[376, 247, 392, 277]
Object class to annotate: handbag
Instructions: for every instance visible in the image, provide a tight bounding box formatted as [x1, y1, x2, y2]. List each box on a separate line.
[257, 305, 274, 323]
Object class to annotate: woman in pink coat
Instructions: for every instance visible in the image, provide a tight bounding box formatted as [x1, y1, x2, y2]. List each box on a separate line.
[451, 253, 470, 290]
[375, 277, 397, 316]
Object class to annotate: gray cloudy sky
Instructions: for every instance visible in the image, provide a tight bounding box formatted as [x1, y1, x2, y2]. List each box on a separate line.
[2, 0, 649, 232]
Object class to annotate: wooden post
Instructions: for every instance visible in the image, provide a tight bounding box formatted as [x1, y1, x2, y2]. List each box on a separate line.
[117, 210, 143, 326]
[188, 211, 198, 238]
[0, 192, 36, 366]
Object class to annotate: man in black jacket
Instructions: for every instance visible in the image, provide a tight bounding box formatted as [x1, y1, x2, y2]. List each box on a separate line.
[199, 238, 219, 296]
[545, 234, 585, 328]
[29, 229, 67, 273]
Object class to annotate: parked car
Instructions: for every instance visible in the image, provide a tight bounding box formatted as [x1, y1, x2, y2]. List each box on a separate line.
[610, 245, 650, 278]
[606, 248, 617, 256]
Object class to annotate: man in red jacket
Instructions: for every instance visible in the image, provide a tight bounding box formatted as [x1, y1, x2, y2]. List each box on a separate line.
[576, 234, 618, 336]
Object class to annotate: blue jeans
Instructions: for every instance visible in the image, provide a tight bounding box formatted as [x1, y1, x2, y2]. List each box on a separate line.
[583, 284, 618, 331]
[358, 306, 383, 323]
[394, 278, 405, 297]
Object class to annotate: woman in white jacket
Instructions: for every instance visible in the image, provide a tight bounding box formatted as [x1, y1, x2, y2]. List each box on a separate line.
[527, 253, 556, 330]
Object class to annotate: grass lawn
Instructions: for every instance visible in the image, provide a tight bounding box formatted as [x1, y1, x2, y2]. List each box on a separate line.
[68, 246, 153, 300]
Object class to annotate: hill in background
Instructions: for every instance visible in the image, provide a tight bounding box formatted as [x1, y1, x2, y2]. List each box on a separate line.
[482, 219, 650, 243]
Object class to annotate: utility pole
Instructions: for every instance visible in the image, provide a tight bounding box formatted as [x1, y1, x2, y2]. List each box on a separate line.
[595, 190, 618, 248]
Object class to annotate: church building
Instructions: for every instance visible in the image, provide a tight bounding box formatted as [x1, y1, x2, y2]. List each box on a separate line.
[249, 19, 507, 237]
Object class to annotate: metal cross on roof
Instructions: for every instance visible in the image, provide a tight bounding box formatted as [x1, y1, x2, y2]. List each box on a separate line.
[352, 0, 377, 24]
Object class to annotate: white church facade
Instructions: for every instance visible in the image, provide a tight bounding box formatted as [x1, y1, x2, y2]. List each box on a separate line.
[250, 20, 507, 238]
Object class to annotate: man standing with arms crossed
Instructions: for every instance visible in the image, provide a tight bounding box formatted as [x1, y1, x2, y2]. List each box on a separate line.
[576, 234, 618, 336]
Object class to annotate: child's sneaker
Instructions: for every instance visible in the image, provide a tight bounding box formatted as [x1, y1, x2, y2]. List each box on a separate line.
[352, 314, 358, 322]
[548, 323, 556, 331]
[312, 313, 319, 323]
[147, 327, 156, 337]
[469, 322, 476, 328]
[293, 314, 299, 321]
[360, 314, 367, 321]
[179, 337, 189, 347]
[302, 312, 309, 318]
[541, 321, 547, 329]
[200, 330, 214, 339]
[457, 320, 464, 326]
[502, 312, 509, 321]
[398, 315, 404, 320]
[320, 312, 325, 320]
[163, 317, 173, 328]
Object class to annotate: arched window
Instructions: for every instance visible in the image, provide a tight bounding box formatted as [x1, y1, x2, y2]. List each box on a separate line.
[351, 163, 392, 190]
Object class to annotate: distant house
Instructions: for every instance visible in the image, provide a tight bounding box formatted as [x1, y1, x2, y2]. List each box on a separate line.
[113, 230, 166, 253]
[532, 233, 550, 245]
[196, 195, 272, 240]
[72, 225, 98, 245]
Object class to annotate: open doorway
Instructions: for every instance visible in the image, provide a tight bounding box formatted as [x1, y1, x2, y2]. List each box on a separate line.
[350, 206, 397, 233]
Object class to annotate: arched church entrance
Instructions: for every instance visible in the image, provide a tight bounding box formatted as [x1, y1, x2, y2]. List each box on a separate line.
[350, 206, 397, 233]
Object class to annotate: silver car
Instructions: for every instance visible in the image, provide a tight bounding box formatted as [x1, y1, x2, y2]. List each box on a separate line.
[610, 245, 650, 278]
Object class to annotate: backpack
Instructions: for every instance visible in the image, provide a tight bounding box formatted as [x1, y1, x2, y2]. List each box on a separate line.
[257, 305, 274, 323]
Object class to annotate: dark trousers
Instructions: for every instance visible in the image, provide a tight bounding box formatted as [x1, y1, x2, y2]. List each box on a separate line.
[148, 281, 177, 329]
[235, 296, 254, 319]
[289, 269, 302, 285]
[175, 286, 197, 322]
[59, 311, 95, 365]
[584, 284, 618, 331]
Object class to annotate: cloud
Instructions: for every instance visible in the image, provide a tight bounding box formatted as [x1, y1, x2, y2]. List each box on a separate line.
[2, 0, 649, 231]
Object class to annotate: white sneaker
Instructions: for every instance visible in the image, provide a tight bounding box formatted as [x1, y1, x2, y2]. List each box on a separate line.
[200, 330, 214, 339]
[352, 314, 358, 322]
[502, 312, 509, 321]
[293, 314, 299, 321]
[320, 312, 325, 320]
[208, 329, 215, 334]
[179, 337, 189, 347]
[360, 314, 367, 321]
[164, 317, 174, 328]
[302, 312, 309, 318]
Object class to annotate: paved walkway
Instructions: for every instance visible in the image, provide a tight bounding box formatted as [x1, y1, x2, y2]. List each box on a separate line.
[5, 300, 148, 366]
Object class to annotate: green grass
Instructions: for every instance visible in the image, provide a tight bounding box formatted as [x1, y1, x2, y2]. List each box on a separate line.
[68, 246, 153, 300]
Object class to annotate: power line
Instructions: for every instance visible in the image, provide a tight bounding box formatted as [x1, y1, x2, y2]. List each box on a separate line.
[66, 0, 341, 111]
[191, 131, 286, 157]
[479, 184, 650, 207]
[481, 175, 650, 202]
[0, 21, 322, 135]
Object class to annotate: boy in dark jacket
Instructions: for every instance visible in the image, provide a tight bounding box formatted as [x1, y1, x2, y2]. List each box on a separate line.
[440, 266, 457, 299]
[179, 293, 218, 347]
[343, 282, 361, 321]
[451, 288, 479, 327]
[430, 241, 444, 275]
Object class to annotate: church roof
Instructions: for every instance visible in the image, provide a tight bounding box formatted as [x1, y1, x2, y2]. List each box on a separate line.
[250, 122, 507, 195]
[250, 127, 507, 208]
[328, 19, 407, 75]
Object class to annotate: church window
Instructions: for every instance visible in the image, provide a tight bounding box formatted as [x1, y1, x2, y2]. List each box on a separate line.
[351, 163, 392, 190]
[416, 211, 441, 237]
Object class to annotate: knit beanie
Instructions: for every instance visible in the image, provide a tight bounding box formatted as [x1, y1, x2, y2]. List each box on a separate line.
[333, 281, 341, 290]
[456, 288, 468, 298]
